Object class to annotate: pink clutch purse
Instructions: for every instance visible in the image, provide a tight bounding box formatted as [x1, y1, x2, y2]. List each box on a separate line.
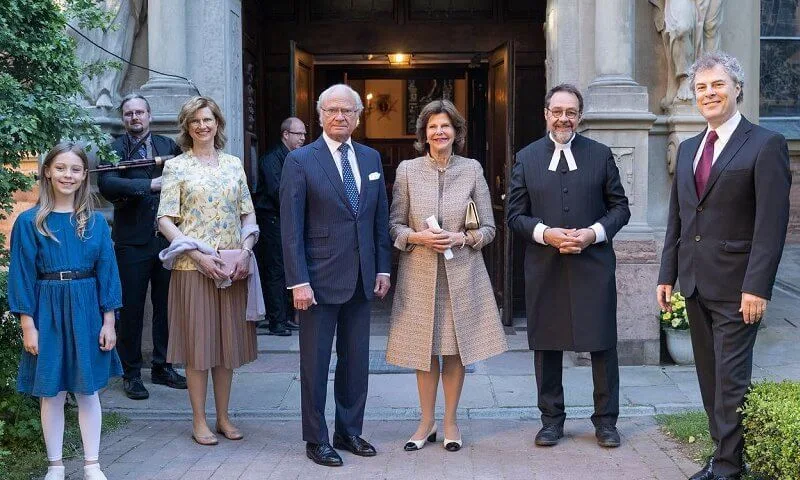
[218, 249, 243, 276]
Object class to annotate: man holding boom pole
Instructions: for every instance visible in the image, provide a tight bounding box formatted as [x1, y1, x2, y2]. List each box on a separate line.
[98, 93, 186, 400]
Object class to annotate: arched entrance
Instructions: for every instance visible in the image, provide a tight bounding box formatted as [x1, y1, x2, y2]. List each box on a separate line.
[242, 0, 547, 323]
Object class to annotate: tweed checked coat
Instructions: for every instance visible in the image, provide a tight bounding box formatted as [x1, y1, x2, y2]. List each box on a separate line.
[386, 156, 508, 371]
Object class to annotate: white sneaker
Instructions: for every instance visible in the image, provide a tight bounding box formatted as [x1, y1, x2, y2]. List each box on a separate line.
[83, 463, 108, 480]
[44, 465, 65, 480]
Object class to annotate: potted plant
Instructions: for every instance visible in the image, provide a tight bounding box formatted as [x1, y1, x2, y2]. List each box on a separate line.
[660, 291, 694, 365]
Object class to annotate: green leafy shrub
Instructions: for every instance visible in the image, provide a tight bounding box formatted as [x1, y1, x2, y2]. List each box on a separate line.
[742, 380, 800, 480]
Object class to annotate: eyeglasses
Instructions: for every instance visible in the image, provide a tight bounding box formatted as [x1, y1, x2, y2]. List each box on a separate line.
[189, 117, 217, 127]
[123, 110, 148, 118]
[287, 130, 307, 136]
[546, 108, 580, 120]
[321, 107, 359, 118]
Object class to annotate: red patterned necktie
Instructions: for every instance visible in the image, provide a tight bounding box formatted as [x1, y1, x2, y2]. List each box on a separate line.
[694, 130, 718, 196]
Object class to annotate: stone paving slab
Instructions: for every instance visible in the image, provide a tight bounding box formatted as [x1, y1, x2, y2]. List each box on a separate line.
[61, 418, 700, 480]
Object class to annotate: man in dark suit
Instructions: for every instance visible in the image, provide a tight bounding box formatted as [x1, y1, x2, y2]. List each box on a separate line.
[507, 84, 631, 449]
[657, 52, 791, 480]
[98, 93, 186, 400]
[280, 84, 391, 467]
[253, 117, 306, 336]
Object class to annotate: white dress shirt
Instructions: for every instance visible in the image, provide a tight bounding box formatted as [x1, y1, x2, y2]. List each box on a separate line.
[532, 132, 607, 246]
[323, 132, 361, 192]
[692, 111, 742, 172]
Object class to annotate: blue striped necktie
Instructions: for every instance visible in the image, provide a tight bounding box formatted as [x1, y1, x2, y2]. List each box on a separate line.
[338, 143, 359, 214]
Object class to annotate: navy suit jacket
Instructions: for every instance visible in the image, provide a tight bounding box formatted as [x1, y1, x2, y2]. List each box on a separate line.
[280, 135, 391, 304]
[658, 116, 792, 301]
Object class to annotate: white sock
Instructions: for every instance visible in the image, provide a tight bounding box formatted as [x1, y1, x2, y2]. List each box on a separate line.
[44, 465, 65, 480]
[83, 463, 107, 480]
[40, 391, 67, 462]
[75, 393, 102, 462]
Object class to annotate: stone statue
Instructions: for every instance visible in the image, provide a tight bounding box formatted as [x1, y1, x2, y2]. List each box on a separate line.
[71, 0, 146, 108]
[651, 0, 725, 110]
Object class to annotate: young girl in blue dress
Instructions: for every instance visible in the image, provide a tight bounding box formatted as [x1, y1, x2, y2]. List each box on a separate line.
[8, 142, 122, 480]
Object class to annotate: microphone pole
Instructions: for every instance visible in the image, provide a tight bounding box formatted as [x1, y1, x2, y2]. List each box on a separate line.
[88, 155, 175, 173]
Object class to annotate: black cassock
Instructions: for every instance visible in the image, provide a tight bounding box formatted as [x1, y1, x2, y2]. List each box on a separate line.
[508, 134, 630, 352]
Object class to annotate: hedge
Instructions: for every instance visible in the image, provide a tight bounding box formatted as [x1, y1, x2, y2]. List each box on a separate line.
[742, 380, 800, 480]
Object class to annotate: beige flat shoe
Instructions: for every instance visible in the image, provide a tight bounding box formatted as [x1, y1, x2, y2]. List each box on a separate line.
[215, 423, 244, 440]
[192, 431, 219, 446]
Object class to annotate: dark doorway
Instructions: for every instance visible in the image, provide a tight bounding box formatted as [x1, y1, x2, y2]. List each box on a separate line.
[243, 0, 547, 323]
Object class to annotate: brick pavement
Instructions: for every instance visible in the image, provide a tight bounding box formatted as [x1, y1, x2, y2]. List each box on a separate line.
[62, 418, 699, 480]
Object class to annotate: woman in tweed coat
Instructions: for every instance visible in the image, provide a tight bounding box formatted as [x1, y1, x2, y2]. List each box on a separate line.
[386, 100, 507, 452]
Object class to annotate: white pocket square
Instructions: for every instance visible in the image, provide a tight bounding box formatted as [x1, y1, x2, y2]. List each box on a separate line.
[368, 172, 381, 181]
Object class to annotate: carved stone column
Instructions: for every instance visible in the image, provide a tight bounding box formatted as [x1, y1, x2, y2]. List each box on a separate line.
[650, 0, 725, 180]
[185, 0, 244, 159]
[581, 0, 660, 365]
[139, 0, 195, 131]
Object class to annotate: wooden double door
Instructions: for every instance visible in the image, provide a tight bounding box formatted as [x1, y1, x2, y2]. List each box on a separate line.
[289, 42, 522, 325]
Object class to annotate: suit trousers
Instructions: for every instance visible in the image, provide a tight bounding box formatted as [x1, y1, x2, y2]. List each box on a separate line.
[299, 275, 370, 444]
[255, 214, 291, 328]
[114, 235, 172, 379]
[685, 294, 759, 477]
[534, 348, 619, 428]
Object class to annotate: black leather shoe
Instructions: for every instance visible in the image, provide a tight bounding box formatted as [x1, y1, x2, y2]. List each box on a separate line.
[123, 378, 149, 400]
[258, 321, 291, 336]
[285, 319, 300, 331]
[332, 432, 377, 457]
[595, 425, 621, 448]
[689, 458, 714, 480]
[534, 423, 563, 446]
[151, 366, 187, 389]
[712, 476, 740, 480]
[306, 442, 343, 467]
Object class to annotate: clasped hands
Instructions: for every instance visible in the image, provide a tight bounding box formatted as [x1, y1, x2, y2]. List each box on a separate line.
[543, 227, 595, 254]
[412, 226, 466, 253]
[190, 250, 250, 282]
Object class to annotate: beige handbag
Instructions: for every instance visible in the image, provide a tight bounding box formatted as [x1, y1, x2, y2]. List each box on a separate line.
[465, 200, 480, 230]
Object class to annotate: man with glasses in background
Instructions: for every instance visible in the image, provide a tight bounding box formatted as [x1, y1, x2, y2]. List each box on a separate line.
[507, 83, 630, 449]
[281, 84, 391, 466]
[253, 117, 307, 336]
[98, 93, 186, 400]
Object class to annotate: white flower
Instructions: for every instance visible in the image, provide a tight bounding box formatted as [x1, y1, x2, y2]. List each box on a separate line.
[672, 318, 682, 328]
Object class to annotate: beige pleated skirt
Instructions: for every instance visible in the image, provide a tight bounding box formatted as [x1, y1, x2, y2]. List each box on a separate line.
[167, 270, 257, 370]
[432, 256, 459, 356]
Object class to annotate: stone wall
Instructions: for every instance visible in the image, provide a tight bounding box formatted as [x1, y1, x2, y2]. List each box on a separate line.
[788, 142, 800, 244]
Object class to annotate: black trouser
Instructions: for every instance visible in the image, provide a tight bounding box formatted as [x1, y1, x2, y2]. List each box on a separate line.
[534, 348, 619, 428]
[685, 294, 759, 477]
[256, 214, 292, 328]
[299, 277, 370, 444]
[114, 236, 171, 380]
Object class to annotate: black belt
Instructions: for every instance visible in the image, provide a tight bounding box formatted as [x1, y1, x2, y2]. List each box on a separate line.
[39, 270, 95, 281]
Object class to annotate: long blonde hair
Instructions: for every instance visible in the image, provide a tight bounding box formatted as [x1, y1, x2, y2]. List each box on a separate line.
[35, 142, 95, 241]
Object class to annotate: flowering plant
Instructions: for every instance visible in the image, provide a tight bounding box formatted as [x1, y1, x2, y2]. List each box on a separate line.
[660, 291, 689, 330]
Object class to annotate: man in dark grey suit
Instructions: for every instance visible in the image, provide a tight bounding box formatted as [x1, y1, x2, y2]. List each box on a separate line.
[507, 84, 630, 449]
[280, 84, 391, 467]
[657, 52, 791, 480]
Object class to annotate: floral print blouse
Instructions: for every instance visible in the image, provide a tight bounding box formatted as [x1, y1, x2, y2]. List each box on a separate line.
[157, 150, 254, 271]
